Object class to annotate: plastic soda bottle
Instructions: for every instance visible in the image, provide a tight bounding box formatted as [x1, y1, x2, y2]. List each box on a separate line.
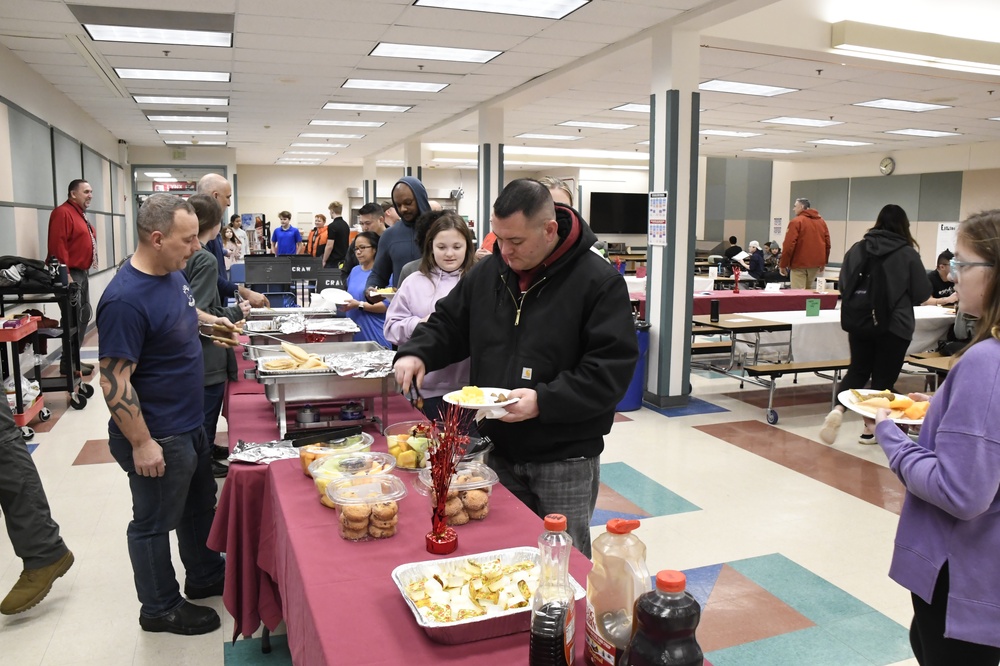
[585, 519, 652, 665]
[621, 571, 702, 666]
[529, 514, 577, 666]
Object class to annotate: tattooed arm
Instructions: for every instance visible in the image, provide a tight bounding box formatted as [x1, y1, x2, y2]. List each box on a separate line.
[99, 357, 165, 478]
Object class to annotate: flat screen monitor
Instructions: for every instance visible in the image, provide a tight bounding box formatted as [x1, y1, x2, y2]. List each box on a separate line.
[244, 255, 291, 284]
[588, 192, 648, 234]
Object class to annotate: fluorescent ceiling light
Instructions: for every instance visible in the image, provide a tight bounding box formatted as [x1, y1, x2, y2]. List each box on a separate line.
[558, 121, 635, 130]
[163, 140, 227, 146]
[277, 160, 324, 165]
[636, 140, 649, 145]
[116, 68, 230, 82]
[855, 98, 951, 112]
[612, 103, 650, 113]
[299, 133, 365, 139]
[157, 129, 227, 135]
[700, 129, 762, 137]
[413, 0, 589, 20]
[885, 129, 961, 138]
[323, 102, 411, 113]
[371, 42, 500, 64]
[146, 115, 227, 123]
[832, 21, 1000, 76]
[134, 95, 228, 106]
[343, 79, 447, 93]
[810, 139, 873, 146]
[699, 80, 797, 97]
[143, 172, 173, 177]
[291, 142, 349, 148]
[515, 133, 581, 141]
[309, 120, 384, 128]
[504, 160, 648, 171]
[427, 142, 648, 161]
[285, 151, 337, 155]
[744, 148, 803, 154]
[84, 25, 231, 47]
[153, 177, 178, 182]
[762, 117, 841, 127]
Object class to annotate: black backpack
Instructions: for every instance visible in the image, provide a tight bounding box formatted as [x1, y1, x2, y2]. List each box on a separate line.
[0, 255, 60, 290]
[840, 242, 900, 336]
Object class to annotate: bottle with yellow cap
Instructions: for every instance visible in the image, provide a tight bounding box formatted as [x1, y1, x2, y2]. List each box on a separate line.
[585, 518, 651, 665]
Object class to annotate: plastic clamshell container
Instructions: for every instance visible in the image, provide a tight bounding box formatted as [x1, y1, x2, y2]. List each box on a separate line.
[384, 419, 433, 470]
[326, 474, 407, 541]
[413, 462, 500, 525]
[461, 437, 493, 465]
[310, 451, 396, 502]
[391, 546, 585, 644]
[298, 432, 374, 476]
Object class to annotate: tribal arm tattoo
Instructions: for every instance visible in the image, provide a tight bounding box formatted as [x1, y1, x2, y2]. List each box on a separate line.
[100, 357, 152, 446]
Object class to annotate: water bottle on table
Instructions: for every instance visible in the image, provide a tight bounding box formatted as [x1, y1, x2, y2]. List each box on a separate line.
[530, 514, 577, 665]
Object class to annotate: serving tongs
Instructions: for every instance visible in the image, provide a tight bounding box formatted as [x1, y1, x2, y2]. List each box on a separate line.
[198, 323, 270, 352]
[406, 384, 424, 412]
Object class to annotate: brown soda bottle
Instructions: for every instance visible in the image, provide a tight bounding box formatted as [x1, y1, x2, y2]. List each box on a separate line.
[621, 570, 702, 666]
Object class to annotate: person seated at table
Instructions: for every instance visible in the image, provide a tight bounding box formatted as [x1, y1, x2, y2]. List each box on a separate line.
[737, 240, 767, 283]
[385, 211, 474, 421]
[342, 231, 389, 347]
[923, 249, 959, 307]
[759, 242, 785, 283]
[723, 236, 742, 261]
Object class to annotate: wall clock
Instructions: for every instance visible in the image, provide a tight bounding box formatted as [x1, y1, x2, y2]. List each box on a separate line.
[879, 156, 896, 175]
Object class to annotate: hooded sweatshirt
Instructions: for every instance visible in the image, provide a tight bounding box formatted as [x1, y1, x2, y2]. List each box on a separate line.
[839, 229, 931, 340]
[366, 177, 431, 291]
[397, 204, 637, 462]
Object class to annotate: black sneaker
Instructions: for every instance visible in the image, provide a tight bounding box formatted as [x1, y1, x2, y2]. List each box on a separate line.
[211, 460, 229, 478]
[139, 601, 221, 635]
[211, 445, 230, 461]
[184, 577, 224, 600]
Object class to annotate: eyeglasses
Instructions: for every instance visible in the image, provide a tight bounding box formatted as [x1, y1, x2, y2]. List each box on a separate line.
[355, 245, 373, 251]
[949, 258, 994, 279]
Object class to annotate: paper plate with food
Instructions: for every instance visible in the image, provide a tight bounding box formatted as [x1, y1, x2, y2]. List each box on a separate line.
[838, 389, 930, 425]
[443, 386, 519, 410]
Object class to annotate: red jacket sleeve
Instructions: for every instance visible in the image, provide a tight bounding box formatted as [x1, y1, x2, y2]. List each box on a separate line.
[47, 206, 73, 264]
[779, 218, 799, 270]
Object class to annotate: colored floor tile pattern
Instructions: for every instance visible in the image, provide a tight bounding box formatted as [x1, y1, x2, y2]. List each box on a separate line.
[593, 461, 701, 526]
[645, 397, 730, 418]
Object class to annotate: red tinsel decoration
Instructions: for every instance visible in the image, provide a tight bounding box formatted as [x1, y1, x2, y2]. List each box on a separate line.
[732, 264, 741, 293]
[425, 403, 472, 553]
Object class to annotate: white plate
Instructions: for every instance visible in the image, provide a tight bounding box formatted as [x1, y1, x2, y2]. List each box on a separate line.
[319, 288, 352, 305]
[837, 389, 925, 425]
[442, 387, 519, 410]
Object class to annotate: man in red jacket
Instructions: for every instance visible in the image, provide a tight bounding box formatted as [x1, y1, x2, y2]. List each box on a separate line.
[47, 179, 97, 377]
[779, 197, 831, 289]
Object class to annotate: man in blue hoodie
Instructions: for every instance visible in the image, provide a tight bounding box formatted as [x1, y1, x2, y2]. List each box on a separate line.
[365, 176, 430, 297]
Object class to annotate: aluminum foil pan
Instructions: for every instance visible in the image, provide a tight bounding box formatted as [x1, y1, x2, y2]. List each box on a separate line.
[326, 349, 396, 378]
[229, 439, 299, 465]
[390, 546, 585, 644]
[305, 318, 360, 334]
[249, 306, 335, 316]
[256, 355, 334, 375]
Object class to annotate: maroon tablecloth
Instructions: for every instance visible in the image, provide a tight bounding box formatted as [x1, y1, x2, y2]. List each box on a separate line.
[691, 289, 838, 316]
[260, 458, 593, 665]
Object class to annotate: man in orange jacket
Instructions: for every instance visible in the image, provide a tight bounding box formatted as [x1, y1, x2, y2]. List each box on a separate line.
[780, 197, 831, 289]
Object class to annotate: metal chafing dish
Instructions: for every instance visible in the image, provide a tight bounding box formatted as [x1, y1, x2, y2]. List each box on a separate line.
[246, 305, 337, 322]
[247, 341, 396, 436]
[243, 318, 358, 345]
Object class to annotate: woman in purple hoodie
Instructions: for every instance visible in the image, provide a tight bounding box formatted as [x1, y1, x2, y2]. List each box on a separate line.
[874, 210, 1000, 664]
[384, 211, 475, 421]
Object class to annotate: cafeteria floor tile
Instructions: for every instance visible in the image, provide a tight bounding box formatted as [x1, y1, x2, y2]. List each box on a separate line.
[1, 329, 922, 665]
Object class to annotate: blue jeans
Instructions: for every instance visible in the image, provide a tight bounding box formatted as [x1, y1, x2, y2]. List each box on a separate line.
[487, 453, 600, 558]
[108, 427, 224, 618]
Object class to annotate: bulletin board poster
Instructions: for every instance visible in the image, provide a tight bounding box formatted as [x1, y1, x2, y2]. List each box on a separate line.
[648, 192, 668, 247]
[241, 213, 263, 231]
[773, 217, 783, 236]
[936, 223, 958, 258]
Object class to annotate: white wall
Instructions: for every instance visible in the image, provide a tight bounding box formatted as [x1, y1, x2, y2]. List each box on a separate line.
[577, 167, 650, 247]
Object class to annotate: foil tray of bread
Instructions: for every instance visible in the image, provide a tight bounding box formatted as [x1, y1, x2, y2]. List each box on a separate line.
[391, 546, 585, 645]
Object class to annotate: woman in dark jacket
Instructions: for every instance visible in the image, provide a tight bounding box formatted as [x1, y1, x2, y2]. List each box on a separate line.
[820, 204, 932, 446]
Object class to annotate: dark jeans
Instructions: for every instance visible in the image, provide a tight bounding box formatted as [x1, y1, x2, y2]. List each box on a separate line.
[910, 563, 1000, 665]
[59, 269, 89, 372]
[0, 434, 68, 569]
[108, 427, 224, 618]
[487, 453, 600, 558]
[203, 382, 227, 447]
[837, 330, 911, 394]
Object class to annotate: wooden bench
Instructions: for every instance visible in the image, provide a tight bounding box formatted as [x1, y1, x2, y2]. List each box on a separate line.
[691, 340, 732, 355]
[742, 358, 852, 424]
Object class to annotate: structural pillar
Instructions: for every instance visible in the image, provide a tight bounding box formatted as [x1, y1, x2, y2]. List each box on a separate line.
[404, 141, 423, 181]
[362, 157, 377, 203]
[477, 107, 504, 243]
[644, 27, 701, 407]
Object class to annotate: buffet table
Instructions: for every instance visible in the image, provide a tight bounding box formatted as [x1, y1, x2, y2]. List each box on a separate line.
[692, 289, 838, 316]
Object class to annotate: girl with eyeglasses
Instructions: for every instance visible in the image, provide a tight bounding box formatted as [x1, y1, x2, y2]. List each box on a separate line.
[870, 210, 1000, 665]
[384, 211, 475, 420]
[342, 231, 388, 347]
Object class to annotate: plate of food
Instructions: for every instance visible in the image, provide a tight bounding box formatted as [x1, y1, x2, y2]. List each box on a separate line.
[443, 386, 519, 410]
[838, 389, 930, 425]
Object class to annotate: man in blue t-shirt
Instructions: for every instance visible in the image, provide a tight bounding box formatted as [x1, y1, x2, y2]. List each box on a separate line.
[97, 193, 237, 637]
[270, 210, 302, 255]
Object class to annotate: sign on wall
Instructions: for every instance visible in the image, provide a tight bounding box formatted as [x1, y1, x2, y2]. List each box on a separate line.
[936, 223, 958, 258]
[648, 192, 668, 247]
[773, 217, 783, 236]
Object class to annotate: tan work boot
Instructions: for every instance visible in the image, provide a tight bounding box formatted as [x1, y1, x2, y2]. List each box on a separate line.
[1, 550, 74, 615]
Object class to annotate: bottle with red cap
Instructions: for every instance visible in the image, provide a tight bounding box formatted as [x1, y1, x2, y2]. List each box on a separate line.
[529, 514, 576, 666]
[585, 519, 651, 665]
[621, 570, 702, 666]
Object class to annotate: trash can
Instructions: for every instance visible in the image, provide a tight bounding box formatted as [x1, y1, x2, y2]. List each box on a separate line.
[616, 320, 651, 412]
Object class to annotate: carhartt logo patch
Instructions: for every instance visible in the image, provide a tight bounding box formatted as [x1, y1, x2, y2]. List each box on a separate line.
[521, 367, 532, 380]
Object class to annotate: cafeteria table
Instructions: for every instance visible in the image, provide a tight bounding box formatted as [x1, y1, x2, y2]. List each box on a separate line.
[692, 288, 838, 316]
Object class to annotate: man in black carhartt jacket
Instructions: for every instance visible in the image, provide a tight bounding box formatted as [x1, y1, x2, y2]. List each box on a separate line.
[393, 179, 637, 557]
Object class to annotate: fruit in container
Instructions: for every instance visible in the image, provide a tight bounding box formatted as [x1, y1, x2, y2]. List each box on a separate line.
[397, 450, 418, 469]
